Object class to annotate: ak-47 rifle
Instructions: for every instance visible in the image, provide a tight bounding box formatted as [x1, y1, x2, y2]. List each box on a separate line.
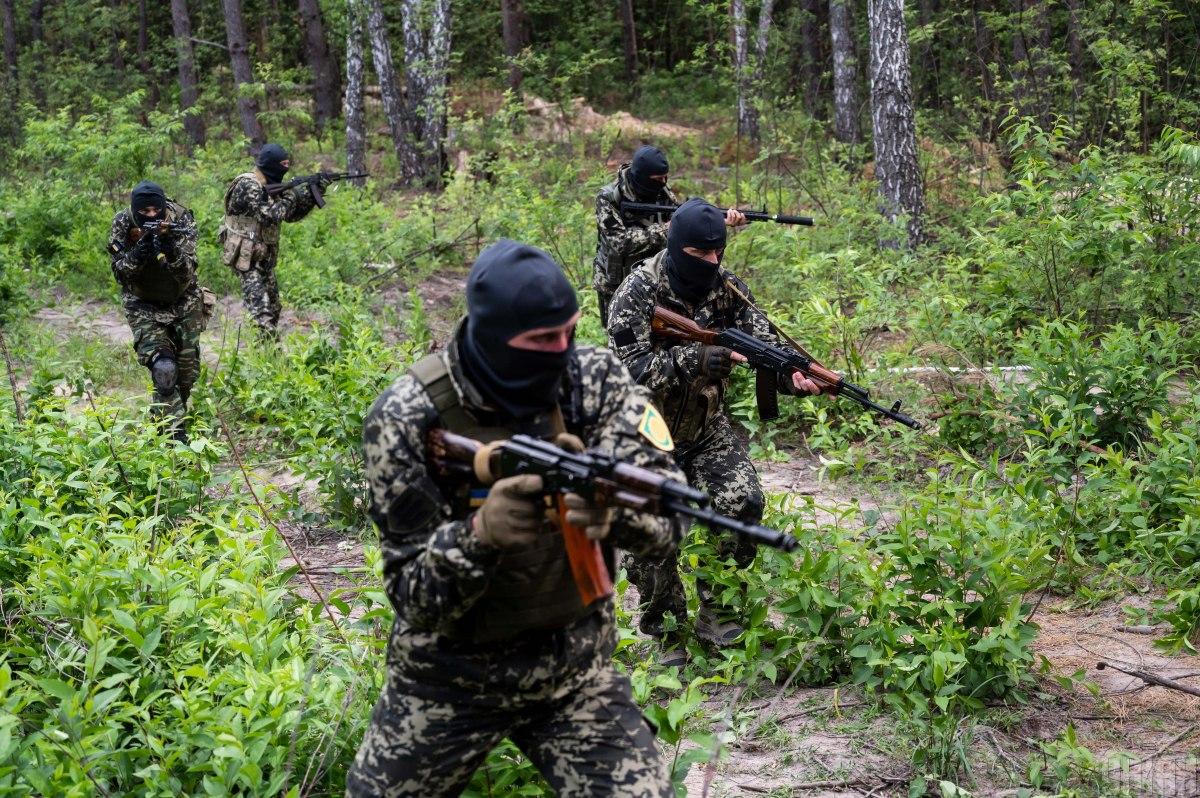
[650, 305, 921, 430]
[124, 218, 192, 263]
[264, 171, 369, 209]
[619, 200, 814, 227]
[428, 430, 799, 606]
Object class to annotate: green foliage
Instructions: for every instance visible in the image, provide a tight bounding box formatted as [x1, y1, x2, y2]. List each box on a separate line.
[0, 395, 381, 796]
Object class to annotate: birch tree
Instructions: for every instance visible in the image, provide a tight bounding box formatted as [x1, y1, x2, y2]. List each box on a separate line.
[400, 0, 452, 185]
[868, 0, 924, 245]
[298, 0, 341, 134]
[344, 0, 367, 183]
[365, 0, 414, 174]
[221, 0, 266, 148]
[731, 0, 775, 143]
[170, 0, 206, 149]
[829, 0, 860, 143]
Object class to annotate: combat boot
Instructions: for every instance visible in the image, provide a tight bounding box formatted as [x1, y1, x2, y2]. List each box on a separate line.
[694, 603, 744, 647]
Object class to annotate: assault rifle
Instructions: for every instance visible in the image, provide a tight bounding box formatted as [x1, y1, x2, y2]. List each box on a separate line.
[619, 200, 814, 227]
[650, 305, 921, 430]
[264, 171, 369, 209]
[125, 218, 191, 263]
[428, 430, 799, 605]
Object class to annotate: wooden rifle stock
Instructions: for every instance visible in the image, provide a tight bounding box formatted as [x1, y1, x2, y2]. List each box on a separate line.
[427, 429, 613, 606]
[650, 305, 846, 392]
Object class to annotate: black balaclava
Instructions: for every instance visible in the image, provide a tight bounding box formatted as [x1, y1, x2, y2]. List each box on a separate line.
[627, 145, 669, 201]
[130, 181, 167, 229]
[460, 239, 580, 420]
[665, 198, 726, 305]
[256, 143, 290, 183]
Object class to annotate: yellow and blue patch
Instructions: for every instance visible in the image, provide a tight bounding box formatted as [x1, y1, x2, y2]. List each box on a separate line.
[638, 404, 674, 452]
[468, 488, 490, 508]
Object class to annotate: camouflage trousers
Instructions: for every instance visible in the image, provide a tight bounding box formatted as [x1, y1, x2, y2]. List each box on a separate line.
[123, 291, 207, 433]
[346, 615, 670, 797]
[626, 412, 764, 636]
[231, 247, 281, 338]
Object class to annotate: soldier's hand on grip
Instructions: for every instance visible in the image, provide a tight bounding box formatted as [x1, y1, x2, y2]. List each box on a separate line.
[562, 492, 613, 541]
[473, 474, 545, 548]
[701, 345, 735, 380]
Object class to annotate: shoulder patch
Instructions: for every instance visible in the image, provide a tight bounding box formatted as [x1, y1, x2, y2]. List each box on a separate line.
[638, 404, 675, 452]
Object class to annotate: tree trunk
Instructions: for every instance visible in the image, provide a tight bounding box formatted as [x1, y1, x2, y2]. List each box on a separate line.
[500, 0, 530, 92]
[868, 0, 924, 246]
[344, 0, 367, 184]
[829, 0, 861, 143]
[1010, 0, 1050, 127]
[753, 0, 775, 84]
[1065, 0, 1083, 78]
[137, 0, 159, 106]
[800, 0, 822, 116]
[221, 0, 266, 148]
[731, 0, 758, 141]
[917, 0, 939, 107]
[28, 0, 44, 103]
[365, 0, 415, 174]
[298, 0, 340, 134]
[618, 0, 638, 83]
[399, 0, 452, 185]
[971, 0, 997, 140]
[2, 0, 16, 78]
[170, 0, 206, 150]
[107, 0, 127, 75]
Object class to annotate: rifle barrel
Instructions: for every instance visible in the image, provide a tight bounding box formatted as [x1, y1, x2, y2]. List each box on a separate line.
[621, 202, 814, 227]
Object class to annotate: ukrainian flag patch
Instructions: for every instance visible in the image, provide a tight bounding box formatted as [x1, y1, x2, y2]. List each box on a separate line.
[638, 404, 675, 452]
[468, 488, 490, 508]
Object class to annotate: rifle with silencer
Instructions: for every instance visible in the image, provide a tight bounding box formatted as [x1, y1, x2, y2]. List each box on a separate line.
[650, 305, 921, 430]
[264, 171, 369, 209]
[427, 430, 799, 606]
[619, 200, 814, 227]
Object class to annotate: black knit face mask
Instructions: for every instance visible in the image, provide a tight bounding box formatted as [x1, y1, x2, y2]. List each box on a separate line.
[256, 143, 290, 184]
[459, 239, 580, 419]
[665, 199, 726, 305]
[628, 145, 669, 201]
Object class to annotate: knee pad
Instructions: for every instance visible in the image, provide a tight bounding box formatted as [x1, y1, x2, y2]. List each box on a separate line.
[151, 356, 178, 393]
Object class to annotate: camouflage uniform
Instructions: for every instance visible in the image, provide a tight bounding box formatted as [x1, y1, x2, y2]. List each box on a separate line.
[606, 250, 797, 634]
[346, 323, 680, 797]
[593, 165, 679, 325]
[219, 172, 317, 337]
[107, 203, 210, 431]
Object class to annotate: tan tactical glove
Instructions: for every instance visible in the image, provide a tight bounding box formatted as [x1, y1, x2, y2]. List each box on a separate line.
[554, 433, 613, 541]
[473, 474, 544, 548]
[562, 492, 613, 541]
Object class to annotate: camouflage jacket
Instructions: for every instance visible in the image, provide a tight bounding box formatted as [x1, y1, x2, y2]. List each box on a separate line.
[222, 172, 317, 243]
[107, 202, 200, 308]
[593, 164, 680, 297]
[606, 249, 795, 445]
[363, 323, 684, 670]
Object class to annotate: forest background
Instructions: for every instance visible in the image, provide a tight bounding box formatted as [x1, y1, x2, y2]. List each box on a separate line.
[0, 1, 1199, 796]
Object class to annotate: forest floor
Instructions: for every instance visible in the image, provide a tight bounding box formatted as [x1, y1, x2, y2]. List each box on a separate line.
[20, 291, 1200, 798]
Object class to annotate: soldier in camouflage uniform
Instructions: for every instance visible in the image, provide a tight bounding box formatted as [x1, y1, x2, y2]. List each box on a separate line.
[220, 143, 325, 338]
[606, 199, 822, 659]
[593, 145, 680, 326]
[107, 180, 212, 441]
[347, 239, 681, 797]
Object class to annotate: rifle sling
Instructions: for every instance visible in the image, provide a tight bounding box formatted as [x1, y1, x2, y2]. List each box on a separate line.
[722, 277, 825, 369]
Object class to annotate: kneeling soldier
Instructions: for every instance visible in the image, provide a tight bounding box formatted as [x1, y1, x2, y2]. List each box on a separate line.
[347, 239, 681, 797]
[606, 199, 822, 663]
[107, 180, 210, 441]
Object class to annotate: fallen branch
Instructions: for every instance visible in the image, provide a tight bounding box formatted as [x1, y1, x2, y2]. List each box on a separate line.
[1097, 662, 1200, 699]
[1110, 722, 1198, 771]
